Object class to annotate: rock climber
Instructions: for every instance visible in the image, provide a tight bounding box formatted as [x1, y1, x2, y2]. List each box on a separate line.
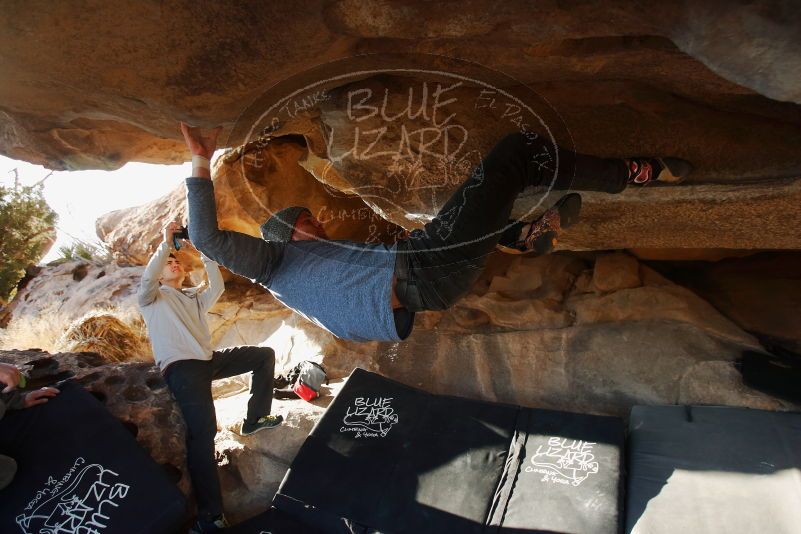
[180, 122, 691, 343]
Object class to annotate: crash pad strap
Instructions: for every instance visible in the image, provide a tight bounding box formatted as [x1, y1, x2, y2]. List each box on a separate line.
[486, 406, 528, 530]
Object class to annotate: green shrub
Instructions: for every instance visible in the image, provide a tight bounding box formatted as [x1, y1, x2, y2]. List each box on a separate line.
[0, 176, 57, 303]
[57, 241, 105, 262]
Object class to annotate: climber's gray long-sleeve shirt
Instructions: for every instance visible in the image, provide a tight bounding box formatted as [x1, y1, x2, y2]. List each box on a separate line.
[137, 241, 224, 370]
[185, 178, 406, 342]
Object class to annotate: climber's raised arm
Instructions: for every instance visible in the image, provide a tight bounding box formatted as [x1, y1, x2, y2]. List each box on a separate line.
[197, 252, 224, 312]
[180, 123, 282, 284]
[180, 122, 219, 181]
[138, 222, 178, 306]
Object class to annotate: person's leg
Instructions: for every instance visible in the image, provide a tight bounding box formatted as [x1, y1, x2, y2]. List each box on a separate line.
[210, 346, 275, 424]
[164, 360, 223, 521]
[396, 133, 627, 310]
[415, 133, 627, 259]
[0, 454, 17, 490]
[496, 192, 581, 254]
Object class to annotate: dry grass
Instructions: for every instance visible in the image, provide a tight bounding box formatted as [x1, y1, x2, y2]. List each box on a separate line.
[0, 307, 153, 363]
[60, 310, 152, 363]
[0, 311, 68, 352]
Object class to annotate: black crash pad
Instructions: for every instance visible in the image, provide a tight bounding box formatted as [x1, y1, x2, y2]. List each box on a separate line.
[274, 368, 624, 533]
[487, 408, 624, 533]
[227, 507, 325, 534]
[0, 381, 186, 534]
[626, 405, 801, 534]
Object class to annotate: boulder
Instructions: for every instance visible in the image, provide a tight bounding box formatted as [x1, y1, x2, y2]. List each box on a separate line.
[656, 252, 801, 354]
[1, 1, 800, 170]
[0, 260, 145, 353]
[96, 136, 404, 265]
[2, 1, 801, 254]
[374, 251, 787, 417]
[96, 183, 189, 266]
[592, 252, 642, 292]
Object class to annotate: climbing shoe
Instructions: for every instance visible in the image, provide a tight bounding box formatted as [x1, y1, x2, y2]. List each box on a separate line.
[496, 193, 582, 255]
[240, 414, 284, 436]
[626, 157, 693, 185]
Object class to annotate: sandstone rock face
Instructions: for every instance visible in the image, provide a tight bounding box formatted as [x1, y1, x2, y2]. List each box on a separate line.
[96, 136, 404, 265]
[592, 252, 641, 292]
[527, 180, 801, 251]
[0, 259, 274, 357]
[670, 1, 801, 104]
[93, 48, 801, 259]
[211, 137, 403, 245]
[4, 253, 792, 417]
[373, 252, 792, 417]
[96, 184, 189, 266]
[3, 1, 800, 259]
[657, 252, 801, 355]
[2, 0, 800, 172]
[0, 260, 145, 353]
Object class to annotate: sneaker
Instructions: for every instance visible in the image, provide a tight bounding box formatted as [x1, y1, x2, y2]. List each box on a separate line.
[189, 514, 229, 533]
[626, 157, 693, 185]
[240, 414, 284, 436]
[496, 193, 582, 255]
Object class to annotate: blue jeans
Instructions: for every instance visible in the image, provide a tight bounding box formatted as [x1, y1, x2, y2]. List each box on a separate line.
[164, 346, 275, 520]
[395, 133, 627, 311]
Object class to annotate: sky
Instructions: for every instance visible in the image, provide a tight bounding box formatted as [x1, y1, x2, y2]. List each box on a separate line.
[0, 155, 189, 263]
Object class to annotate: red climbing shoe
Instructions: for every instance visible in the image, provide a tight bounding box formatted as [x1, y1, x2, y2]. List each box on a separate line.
[626, 157, 693, 185]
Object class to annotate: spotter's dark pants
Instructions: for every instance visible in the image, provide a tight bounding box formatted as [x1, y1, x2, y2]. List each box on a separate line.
[394, 133, 627, 312]
[0, 454, 16, 490]
[164, 346, 275, 520]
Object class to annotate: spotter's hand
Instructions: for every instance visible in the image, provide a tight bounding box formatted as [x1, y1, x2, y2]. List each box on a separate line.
[23, 387, 60, 408]
[0, 363, 21, 393]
